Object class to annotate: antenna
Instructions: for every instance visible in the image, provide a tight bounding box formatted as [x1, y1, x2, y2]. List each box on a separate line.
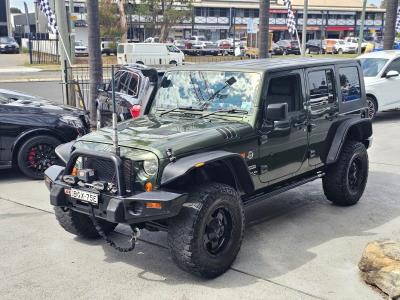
[111, 65, 120, 156]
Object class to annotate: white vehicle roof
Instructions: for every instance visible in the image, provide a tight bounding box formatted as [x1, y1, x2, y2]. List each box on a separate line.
[358, 50, 400, 60]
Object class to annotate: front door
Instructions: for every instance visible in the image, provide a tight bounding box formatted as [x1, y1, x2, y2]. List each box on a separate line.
[258, 69, 308, 184]
[379, 58, 400, 109]
[306, 66, 339, 166]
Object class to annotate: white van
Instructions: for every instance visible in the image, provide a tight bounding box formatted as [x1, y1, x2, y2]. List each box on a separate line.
[117, 43, 184, 65]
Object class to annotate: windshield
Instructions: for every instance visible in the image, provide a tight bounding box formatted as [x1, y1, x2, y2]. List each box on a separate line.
[151, 70, 261, 115]
[360, 58, 389, 77]
[0, 37, 15, 43]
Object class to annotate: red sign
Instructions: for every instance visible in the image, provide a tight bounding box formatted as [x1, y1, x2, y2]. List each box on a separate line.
[327, 26, 354, 31]
[270, 9, 288, 13]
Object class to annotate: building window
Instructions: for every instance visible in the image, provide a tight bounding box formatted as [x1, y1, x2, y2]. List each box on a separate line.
[220, 8, 228, 17]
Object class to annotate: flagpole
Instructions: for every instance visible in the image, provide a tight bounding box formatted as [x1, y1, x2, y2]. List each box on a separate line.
[295, 28, 302, 56]
[57, 31, 73, 66]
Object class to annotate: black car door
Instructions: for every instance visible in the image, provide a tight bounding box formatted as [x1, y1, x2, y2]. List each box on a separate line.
[306, 66, 339, 166]
[258, 69, 308, 184]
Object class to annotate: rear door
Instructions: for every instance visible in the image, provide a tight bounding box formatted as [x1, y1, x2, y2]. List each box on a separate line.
[379, 58, 400, 109]
[306, 66, 339, 166]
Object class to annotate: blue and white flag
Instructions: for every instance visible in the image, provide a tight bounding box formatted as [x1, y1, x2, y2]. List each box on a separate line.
[283, 0, 296, 35]
[39, 0, 58, 34]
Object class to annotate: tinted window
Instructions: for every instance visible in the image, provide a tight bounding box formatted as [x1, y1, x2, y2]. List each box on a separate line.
[267, 75, 301, 112]
[386, 58, 400, 73]
[339, 67, 361, 102]
[116, 72, 130, 93]
[166, 45, 180, 53]
[308, 69, 336, 106]
[126, 73, 140, 96]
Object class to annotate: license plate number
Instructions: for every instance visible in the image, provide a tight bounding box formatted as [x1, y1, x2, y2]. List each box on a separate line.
[70, 188, 98, 204]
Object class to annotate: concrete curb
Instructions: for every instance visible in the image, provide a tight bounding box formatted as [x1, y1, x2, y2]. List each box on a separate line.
[0, 78, 61, 83]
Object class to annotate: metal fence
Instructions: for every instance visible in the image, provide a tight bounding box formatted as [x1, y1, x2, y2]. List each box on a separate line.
[24, 34, 60, 65]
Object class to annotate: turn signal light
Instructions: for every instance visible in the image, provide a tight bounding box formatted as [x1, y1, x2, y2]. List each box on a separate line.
[71, 167, 78, 176]
[146, 202, 161, 209]
[129, 104, 141, 118]
[144, 182, 153, 192]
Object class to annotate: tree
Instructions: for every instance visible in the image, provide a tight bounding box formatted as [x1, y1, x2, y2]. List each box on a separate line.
[118, 1, 128, 42]
[87, 0, 103, 128]
[10, 7, 22, 13]
[138, 0, 192, 41]
[99, 0, 124, 39]
[258, 0, 271, 58]
[383, 0, 398, 50]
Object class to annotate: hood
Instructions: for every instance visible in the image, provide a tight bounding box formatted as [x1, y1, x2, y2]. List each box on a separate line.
[78, 114, 254, 158]
[0, 89, 84, 116]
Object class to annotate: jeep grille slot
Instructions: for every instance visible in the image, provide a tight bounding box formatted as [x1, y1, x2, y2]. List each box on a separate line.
[83, 157, 135, 194]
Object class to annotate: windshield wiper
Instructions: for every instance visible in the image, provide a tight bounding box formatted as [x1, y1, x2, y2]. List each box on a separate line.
[199, 108, 248, 119]
[200, 76, 237, 109]
[159, 106, 203, 116]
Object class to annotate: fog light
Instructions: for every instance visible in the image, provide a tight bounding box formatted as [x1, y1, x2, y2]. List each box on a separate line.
[145, 202, 161, 209]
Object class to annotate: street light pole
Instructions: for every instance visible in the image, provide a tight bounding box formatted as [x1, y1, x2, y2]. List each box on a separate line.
[301, 0, 308, 56]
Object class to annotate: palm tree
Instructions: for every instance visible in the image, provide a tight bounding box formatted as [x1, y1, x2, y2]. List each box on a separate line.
[87, 0, 103, 128]
[258, 0, 271, 58]
[383, 0, 398, 50]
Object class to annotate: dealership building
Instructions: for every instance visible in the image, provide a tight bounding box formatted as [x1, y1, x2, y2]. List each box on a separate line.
[0, 0, 12, 36]
[184, 0, 386, 41]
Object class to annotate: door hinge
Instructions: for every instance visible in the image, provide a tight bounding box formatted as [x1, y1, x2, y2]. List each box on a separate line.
[259, 164, 269, 174]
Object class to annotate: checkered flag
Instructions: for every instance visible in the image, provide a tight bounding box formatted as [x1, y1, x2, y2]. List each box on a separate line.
[396, 6, 400, 33]
[283, 0, 296, 35]
[39, 0, 58, 34]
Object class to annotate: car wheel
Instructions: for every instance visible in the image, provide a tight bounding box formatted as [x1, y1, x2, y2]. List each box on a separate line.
[322, 141, 368, 206]
[168, 183, 245, 278]
[338, 48, 343, 55]
[136, 61, 144, 65]
[283, 50, 287, 55]
[54, 207, 117, 239]
[169, 60, 177, 65]
[366, 96, 378, 119]
[17, 135, 61, 179]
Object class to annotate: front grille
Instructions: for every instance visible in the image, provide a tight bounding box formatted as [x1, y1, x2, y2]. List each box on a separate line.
[83, 157, 135, 194]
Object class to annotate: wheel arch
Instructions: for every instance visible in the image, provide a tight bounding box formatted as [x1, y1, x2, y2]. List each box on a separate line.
[160, 151, 255, 195]
[325, 118, 372, 165]
[11, 129, 65, 165]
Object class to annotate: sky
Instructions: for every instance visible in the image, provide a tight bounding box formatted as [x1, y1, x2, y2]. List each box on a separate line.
[10, 0, 384, 13]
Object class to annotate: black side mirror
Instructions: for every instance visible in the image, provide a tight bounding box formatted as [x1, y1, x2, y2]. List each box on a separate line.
[266, 103, 288, 121]
[161, 77, 172, 88]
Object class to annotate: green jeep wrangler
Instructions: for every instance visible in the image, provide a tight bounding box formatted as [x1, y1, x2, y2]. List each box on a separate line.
[45, 58, 372, 278]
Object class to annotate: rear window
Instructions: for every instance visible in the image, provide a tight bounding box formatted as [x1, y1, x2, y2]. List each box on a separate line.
[339, 67, 361, 102]
[117, 44, 125, 54]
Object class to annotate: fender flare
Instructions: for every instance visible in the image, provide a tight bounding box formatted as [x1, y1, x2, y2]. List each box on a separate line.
[11, 128, 65, 153]
[160, 150, 255, 194]
[325, 118, 372, 164]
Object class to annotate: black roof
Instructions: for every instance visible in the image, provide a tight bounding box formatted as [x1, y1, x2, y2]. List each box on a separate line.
[178, 58, 357, 72]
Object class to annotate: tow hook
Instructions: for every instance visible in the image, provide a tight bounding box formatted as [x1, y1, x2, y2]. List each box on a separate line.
[89, 205, 140, 253]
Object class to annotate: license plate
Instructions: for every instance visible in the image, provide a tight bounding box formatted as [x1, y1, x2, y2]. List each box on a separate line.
[70, 188, 98, 204]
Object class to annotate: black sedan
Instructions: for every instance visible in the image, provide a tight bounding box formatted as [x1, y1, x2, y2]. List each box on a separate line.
[276, 40, 301, 55]
[305, 39, 326, 54]
[0, 37, 20, 54]
[0, 89, 89, 179]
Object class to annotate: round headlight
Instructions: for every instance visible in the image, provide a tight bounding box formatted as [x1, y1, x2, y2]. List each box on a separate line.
[143, 159, 158, 176]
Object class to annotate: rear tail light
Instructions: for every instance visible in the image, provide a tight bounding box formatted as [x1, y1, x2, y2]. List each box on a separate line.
[129, 104, 141, 118]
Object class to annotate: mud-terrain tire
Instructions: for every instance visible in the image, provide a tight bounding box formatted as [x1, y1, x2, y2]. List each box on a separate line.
[323, 141, 368, 206]
[168, 183, 244, 278]
[54, 207, 117, 239]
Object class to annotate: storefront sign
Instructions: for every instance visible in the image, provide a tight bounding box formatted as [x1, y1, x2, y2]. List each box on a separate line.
[326, 26, 354, 31]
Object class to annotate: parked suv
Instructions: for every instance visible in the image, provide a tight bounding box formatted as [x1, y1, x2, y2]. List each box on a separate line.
[46, 58, 372, 278]
[96, 64, 163, 128]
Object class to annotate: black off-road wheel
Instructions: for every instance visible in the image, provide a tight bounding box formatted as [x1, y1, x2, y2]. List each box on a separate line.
[323, 141, 369, 206]
[168, 183, 245, 278]
[17, 135, 61, 179]
[54, 207, 117, 239]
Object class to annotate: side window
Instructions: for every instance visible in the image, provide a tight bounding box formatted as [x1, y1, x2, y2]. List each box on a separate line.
[308, 69, 336, 106]
[166, 45, 180, 53]
[126, 73, 140, 96]
[339, 67, 361, 102]
[116, 72, 130, 93]
[266, 74, 301, 112]
[386, 58, 400, 73]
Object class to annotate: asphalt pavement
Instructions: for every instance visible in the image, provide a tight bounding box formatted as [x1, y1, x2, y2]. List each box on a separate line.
[1, 110, 400, 299]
